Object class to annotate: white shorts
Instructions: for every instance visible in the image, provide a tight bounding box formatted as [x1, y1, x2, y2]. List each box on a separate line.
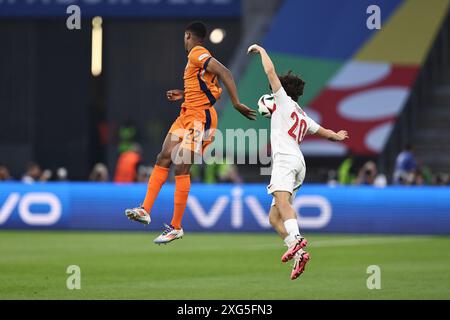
[267, 154, 305, 206]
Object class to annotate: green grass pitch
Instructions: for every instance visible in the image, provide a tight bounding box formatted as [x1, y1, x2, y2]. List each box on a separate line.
[1, 231, 449, 299]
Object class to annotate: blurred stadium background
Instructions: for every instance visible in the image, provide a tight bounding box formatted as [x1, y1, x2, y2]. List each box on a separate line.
[1, 0, 450, 299]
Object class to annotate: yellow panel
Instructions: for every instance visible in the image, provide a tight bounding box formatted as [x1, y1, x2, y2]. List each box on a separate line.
[355, 0, 450, 65]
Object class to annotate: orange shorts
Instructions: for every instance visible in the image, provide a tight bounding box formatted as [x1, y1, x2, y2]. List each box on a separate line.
[169, 107, 218, 154]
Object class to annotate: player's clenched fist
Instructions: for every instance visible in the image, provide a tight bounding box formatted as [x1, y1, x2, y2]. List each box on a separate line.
[166, 89, 184, 101]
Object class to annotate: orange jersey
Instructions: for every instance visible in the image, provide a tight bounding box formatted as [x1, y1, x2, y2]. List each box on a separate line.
[182, 46, 222, 110]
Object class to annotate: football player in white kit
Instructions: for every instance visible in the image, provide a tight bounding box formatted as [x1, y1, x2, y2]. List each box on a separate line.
[248, 44, 349, 280]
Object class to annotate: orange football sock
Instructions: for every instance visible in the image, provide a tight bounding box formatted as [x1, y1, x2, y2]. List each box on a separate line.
[170, 175, 191, 229]
[142, 165, 169, 212]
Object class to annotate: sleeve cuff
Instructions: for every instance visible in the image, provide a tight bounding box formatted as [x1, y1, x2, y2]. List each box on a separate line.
[203, 57, 212, 70]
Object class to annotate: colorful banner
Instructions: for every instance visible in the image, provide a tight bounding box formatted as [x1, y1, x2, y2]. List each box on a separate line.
[219, 0, 450, 156]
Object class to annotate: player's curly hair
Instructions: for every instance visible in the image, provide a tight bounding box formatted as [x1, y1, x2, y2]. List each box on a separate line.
[278, 70, 305, 102]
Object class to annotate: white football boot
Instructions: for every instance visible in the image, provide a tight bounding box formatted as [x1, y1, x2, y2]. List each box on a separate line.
[281, 235, 308, 262]
[290, 249, 310, 280]
[125, 206, 151, 225]
[154, 223, 184, 245]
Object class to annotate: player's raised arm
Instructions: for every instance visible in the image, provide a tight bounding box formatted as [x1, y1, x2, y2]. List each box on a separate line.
[315, 127, 349, 142]
[247, 44, 282, 93]
[205, 58, 256, 120]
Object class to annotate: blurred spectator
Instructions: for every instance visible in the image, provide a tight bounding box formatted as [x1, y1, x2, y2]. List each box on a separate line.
[412, 169, 425, 186]
[114, 143, 143, 183]
[338, 154, 356, 185]
[420, 165, 433, 185]
[434, 172, 450, 186]
[373, 174, 387, 188]
[199, 159, 243, 184]
[0, 164, 12, 181]
[356, 161, 378, 185]
[118, 121, 138, 154]
[354, 161, 387, 187]
[393, 144, 417, 184]
[22, 162, 51, 183]
[191, 157, 243, 184]
[89, 163, 109, 182]
[56, 167, 68, 181]
[327, 170, 338, 186]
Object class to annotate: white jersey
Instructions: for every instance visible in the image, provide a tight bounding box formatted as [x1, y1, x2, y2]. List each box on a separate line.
[270, 87, 320, 160]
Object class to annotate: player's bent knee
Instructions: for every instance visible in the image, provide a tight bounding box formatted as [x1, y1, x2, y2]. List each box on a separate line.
[156, 151, 171, 167]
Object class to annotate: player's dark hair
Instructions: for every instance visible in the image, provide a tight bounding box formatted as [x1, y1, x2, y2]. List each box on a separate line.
[185, 21, 207, 40]
[278, 70, 305, 102]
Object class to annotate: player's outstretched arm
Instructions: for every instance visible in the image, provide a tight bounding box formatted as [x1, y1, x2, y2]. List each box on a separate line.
[315, 127, 349, 142]
[166, 89, 184, 101]
[206, 58, 256, 120]
[247, 44, 282, 93]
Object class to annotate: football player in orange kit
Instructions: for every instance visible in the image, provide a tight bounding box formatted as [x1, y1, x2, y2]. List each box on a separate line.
[125, 21, 256, 244]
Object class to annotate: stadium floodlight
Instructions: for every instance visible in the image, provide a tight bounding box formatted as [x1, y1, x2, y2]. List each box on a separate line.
[210, 28, 225, 44]
[91, 16, 103, 77]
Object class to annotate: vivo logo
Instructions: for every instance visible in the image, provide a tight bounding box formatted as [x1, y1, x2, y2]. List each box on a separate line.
[293, 196, 332, 229]
[187, 187, 332, 229]
[0, 192, 62, 226]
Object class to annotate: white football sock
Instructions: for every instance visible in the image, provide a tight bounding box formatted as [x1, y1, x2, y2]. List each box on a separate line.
[284, 234, 295, 247]
[284, 219, 301, 241]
